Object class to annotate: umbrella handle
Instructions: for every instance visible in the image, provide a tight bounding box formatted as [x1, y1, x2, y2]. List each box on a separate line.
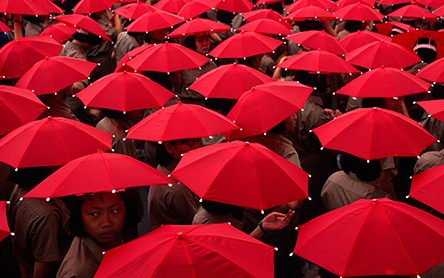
[13, 14, 23, 39]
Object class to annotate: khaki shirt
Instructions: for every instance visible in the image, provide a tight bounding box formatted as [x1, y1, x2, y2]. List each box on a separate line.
[96, 117, 138, 159]
[414, 149, 444, 174]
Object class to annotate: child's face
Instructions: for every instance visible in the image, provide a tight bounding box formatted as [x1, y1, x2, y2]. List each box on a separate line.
[81, 192, 126, 249]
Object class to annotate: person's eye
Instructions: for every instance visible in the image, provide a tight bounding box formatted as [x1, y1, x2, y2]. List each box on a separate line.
[88, 212, 98, 217]
[111, 209, 121, 213]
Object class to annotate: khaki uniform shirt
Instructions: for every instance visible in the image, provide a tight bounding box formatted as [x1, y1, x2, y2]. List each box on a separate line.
[414, 149, 444, 174]
[179, 60, 217, 100]
[192, 208, 243, 231]
[96, 117, 138, 159]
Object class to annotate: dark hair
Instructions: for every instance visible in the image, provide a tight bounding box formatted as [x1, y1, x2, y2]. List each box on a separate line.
[184, 35, 197, 51]
[299, 20, 323, 32]
[102, 108, 129, 120]
[201, 200, 244, 220]
[414, 38, 437, 64]
[23, 14, 41, 25]
[294, 70, 326, 94]
[217, 10, 234, 25]
[205, 98, 235, 116]
[155, 139, 196, 166]
[268, 2, 283, 14]
[268, 120, 286, 134]
[362, 97, 385, 109]
[344, 20, 364, 32]
[72, 31, 102, 45]
[9, 167, 52, 190]
[236, 55, 257, 67]
[69, 191, 138, 237]
[340, 153, 381, 182]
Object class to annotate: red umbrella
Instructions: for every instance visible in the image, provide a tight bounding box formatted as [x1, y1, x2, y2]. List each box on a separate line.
[345, 40, 421, 69]
[39, 23, 77, 43]
[378, 0, 411, 4]
[373, 21, 416, 36]
[53, 14, 112, 42]
[433, 5, 444, 18]
[188, 63, 275, 99]
[276, 49, 359, 74]
[339, 30, 391, 52]
[415, 99, 444, 122]
[286, 30, 347, 56]
[73, 0, 117, 14]
[236, 18, 293, 36]
[285, 0, 335, 12]
[0, 0, 49, 15]
[392, 29, 444, 60]
[153, 0, 188, 14]
[125, 41, 209, 73]
[387, 4, 439, 21]
[329, 0, 376, 13]
[114, 2, 157, 20]
[0, 117, 112, 168]
[125, 9, 184, 33]
[410, 164, 444, 215]
[0, 21, 11, 33]
[0, 202, 10, 243]
[94, 223, 275, 278]
[334, 66, 431, 98]
[242, 8, 286, 22]
[114, 44, 154, 73]
[255, 0, 281, 5]
[332, 2, 385, 21]
[208, 31, 283, 59]
[417, 0, 444, 8]
[168, 18, 230, 37]
[15, 56, 97, 96]
[215, 0, 253, 13]
[416, 56, 444, 82]
[223, 81, 313, 141]
[126, 102, 239, 142]
[177, 0, 215, 20]
[172, 141, 309, 210]
[283, 5, 336, 22]
[41, 0, 63, 14]
[75, 71, 175, 112]
[293, 198, 444, 277]
[0, 36, 63, 80]
[312, 107, 436, 160]
[0, 85, 46, 136]
[23, 151, 173, 199]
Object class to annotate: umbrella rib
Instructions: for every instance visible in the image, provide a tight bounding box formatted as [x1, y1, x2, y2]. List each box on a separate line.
[246, 146, 264, 209]
[98, 151, 116, 191]
[179, 238, 198, 278]
[45, 58, 58, 94]
[49, 119, 73, 162]
[366, 109, 376, 159]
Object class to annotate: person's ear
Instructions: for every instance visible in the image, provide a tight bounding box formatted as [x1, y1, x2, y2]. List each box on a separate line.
[164, 143, 175, 154]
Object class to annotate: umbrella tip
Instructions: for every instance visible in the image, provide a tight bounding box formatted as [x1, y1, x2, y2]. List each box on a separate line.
[371, 199, 378, 204]
[176, 232, 184, 239]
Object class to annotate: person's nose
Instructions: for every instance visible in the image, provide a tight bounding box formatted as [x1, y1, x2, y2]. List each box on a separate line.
[101, 213, 112, 228]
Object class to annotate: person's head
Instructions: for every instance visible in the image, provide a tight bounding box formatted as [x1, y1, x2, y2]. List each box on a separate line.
[344, 20, 367, 33]
[155, 138, 200, 167]
[362, 97, 401, 112]
[294, 70, 327, 94]
[201, 200, 244, 220]
[236, 54, 264, 69]
[71, 28, 102, 48]
[9, 167, 52, 190]
[184, 32, 211, 54]
[268, 113, 297, 135]
[299, 20, 323, 32]
[217, 9, 234, 25]
[102, 109, 143, 123]
[340, 153, 381, 182]
[69, 191, 137, 249]
[148, 28, 170, 44]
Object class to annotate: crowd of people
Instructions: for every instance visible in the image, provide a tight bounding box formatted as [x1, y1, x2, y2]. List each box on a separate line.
[1, 0, 444, 277]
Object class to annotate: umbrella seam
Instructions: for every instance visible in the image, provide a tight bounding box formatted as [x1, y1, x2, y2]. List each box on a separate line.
[49, 119, 73, 162]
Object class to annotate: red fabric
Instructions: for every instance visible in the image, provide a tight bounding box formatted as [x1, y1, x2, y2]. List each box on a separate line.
[73, 0, 117, 14]
[388, 4, 439, 21]
[94, 224, 275, 278]
[53, 14, 112, 41]
[0, 0, 49, 15]
[153, 0, 188, 14]
[392, 29, 444, 60]
[410, 163, 444, 215]
[0, 202, 10, 243]
[39, 24, 77, 43]
[126, 102, 238, 141]
[0, 117, 112, 168]
[189, 63, 275, 99]
[178, 0, 215, 20]
[15, 56, 97, 95]
[125, 9, 184, 33]
[332, 2, 385, 21]
[416, 99, 444, 122]
[329, 0, 376, 12]
[236, 18, 293, 36]
[287, 30, 347, 56]
[340, 30, 391, 52]
[169, 18, 230, 37]
[75, 71, 174, 111]
[312, 107, 437, 160]
[285, 0, 335, 12]
[283, 5, 336, 22]
[23, 151, 173, 198]
[215, 0, 253, 13]
[294, 198, 444, 277]
[114, 2, 157, 20]
[172, 140, 309, 210]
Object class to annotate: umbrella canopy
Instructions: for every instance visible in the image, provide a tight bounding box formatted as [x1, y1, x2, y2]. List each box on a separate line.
[177, 0, 215, 20]
[126, 102, 239, 142]
[255, 0, 281, 5]
[188, 63, 275, 99]
[392, 29, 444, 61]
[23, 151, 173, 199]
[224, 81, 313, 141]
[0, 21, 11, 33]
[153, 0, 188, 14]
[387, 4, 439, 21]
[172, 140, 309, 210]
[125, 41, 209, 73]
[0, 117, 112, 168]
[416, 57, 444, 82]
[332, 2, 385, 21]
[409, 163, 444, 215]
[0, 36, 63, 80]
[345, 40, 421, 69]
[334, 66, 431, 98]
[236, 18, 293, 36]
[339, 30, 391, 52]
[285, 0, 335, 13]
[53, 14, 112, 42]
[94, 223, 275, 278]
[287, 30, 347, 56]
[312, 107, 436, 160]
[276, 49, 359, 74]
[242, 8, 286, 22]
[0, 202, 10, 243]
[73, 0, 116, 14]
[168, 18, 230, 37]
[0, 0, 49, 15]
[418, 0, 444, 8]
[433, 5, 444, 18]
[125, 9, 184, 33]
[0, 85, 46, 136]
[215, 0, 253, 13]
[373, 21, 416, 36]
[114, 2, 157, 20]
[329, 0, 376, 12]
[75, 71, 175, 112]
[416, 99, 444, 122]
[208, 31, 283, 59]
[15, 56, 97, 96]
[283, 5, 336, 22]
[293, 198, 444, 277]
[39, 24, 77, 43]
[114, 44, 154, 73]
[41, 0, 64, 14]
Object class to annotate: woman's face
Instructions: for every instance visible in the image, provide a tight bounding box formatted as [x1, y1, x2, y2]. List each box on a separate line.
[383, 97, 401, 112]
[195, 33, 211, 54]
[81, 192, 126, 249]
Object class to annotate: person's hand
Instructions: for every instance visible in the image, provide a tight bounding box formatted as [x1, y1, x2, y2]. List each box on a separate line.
[261, 210, 295, 232]
[324, 108, 342, 119]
